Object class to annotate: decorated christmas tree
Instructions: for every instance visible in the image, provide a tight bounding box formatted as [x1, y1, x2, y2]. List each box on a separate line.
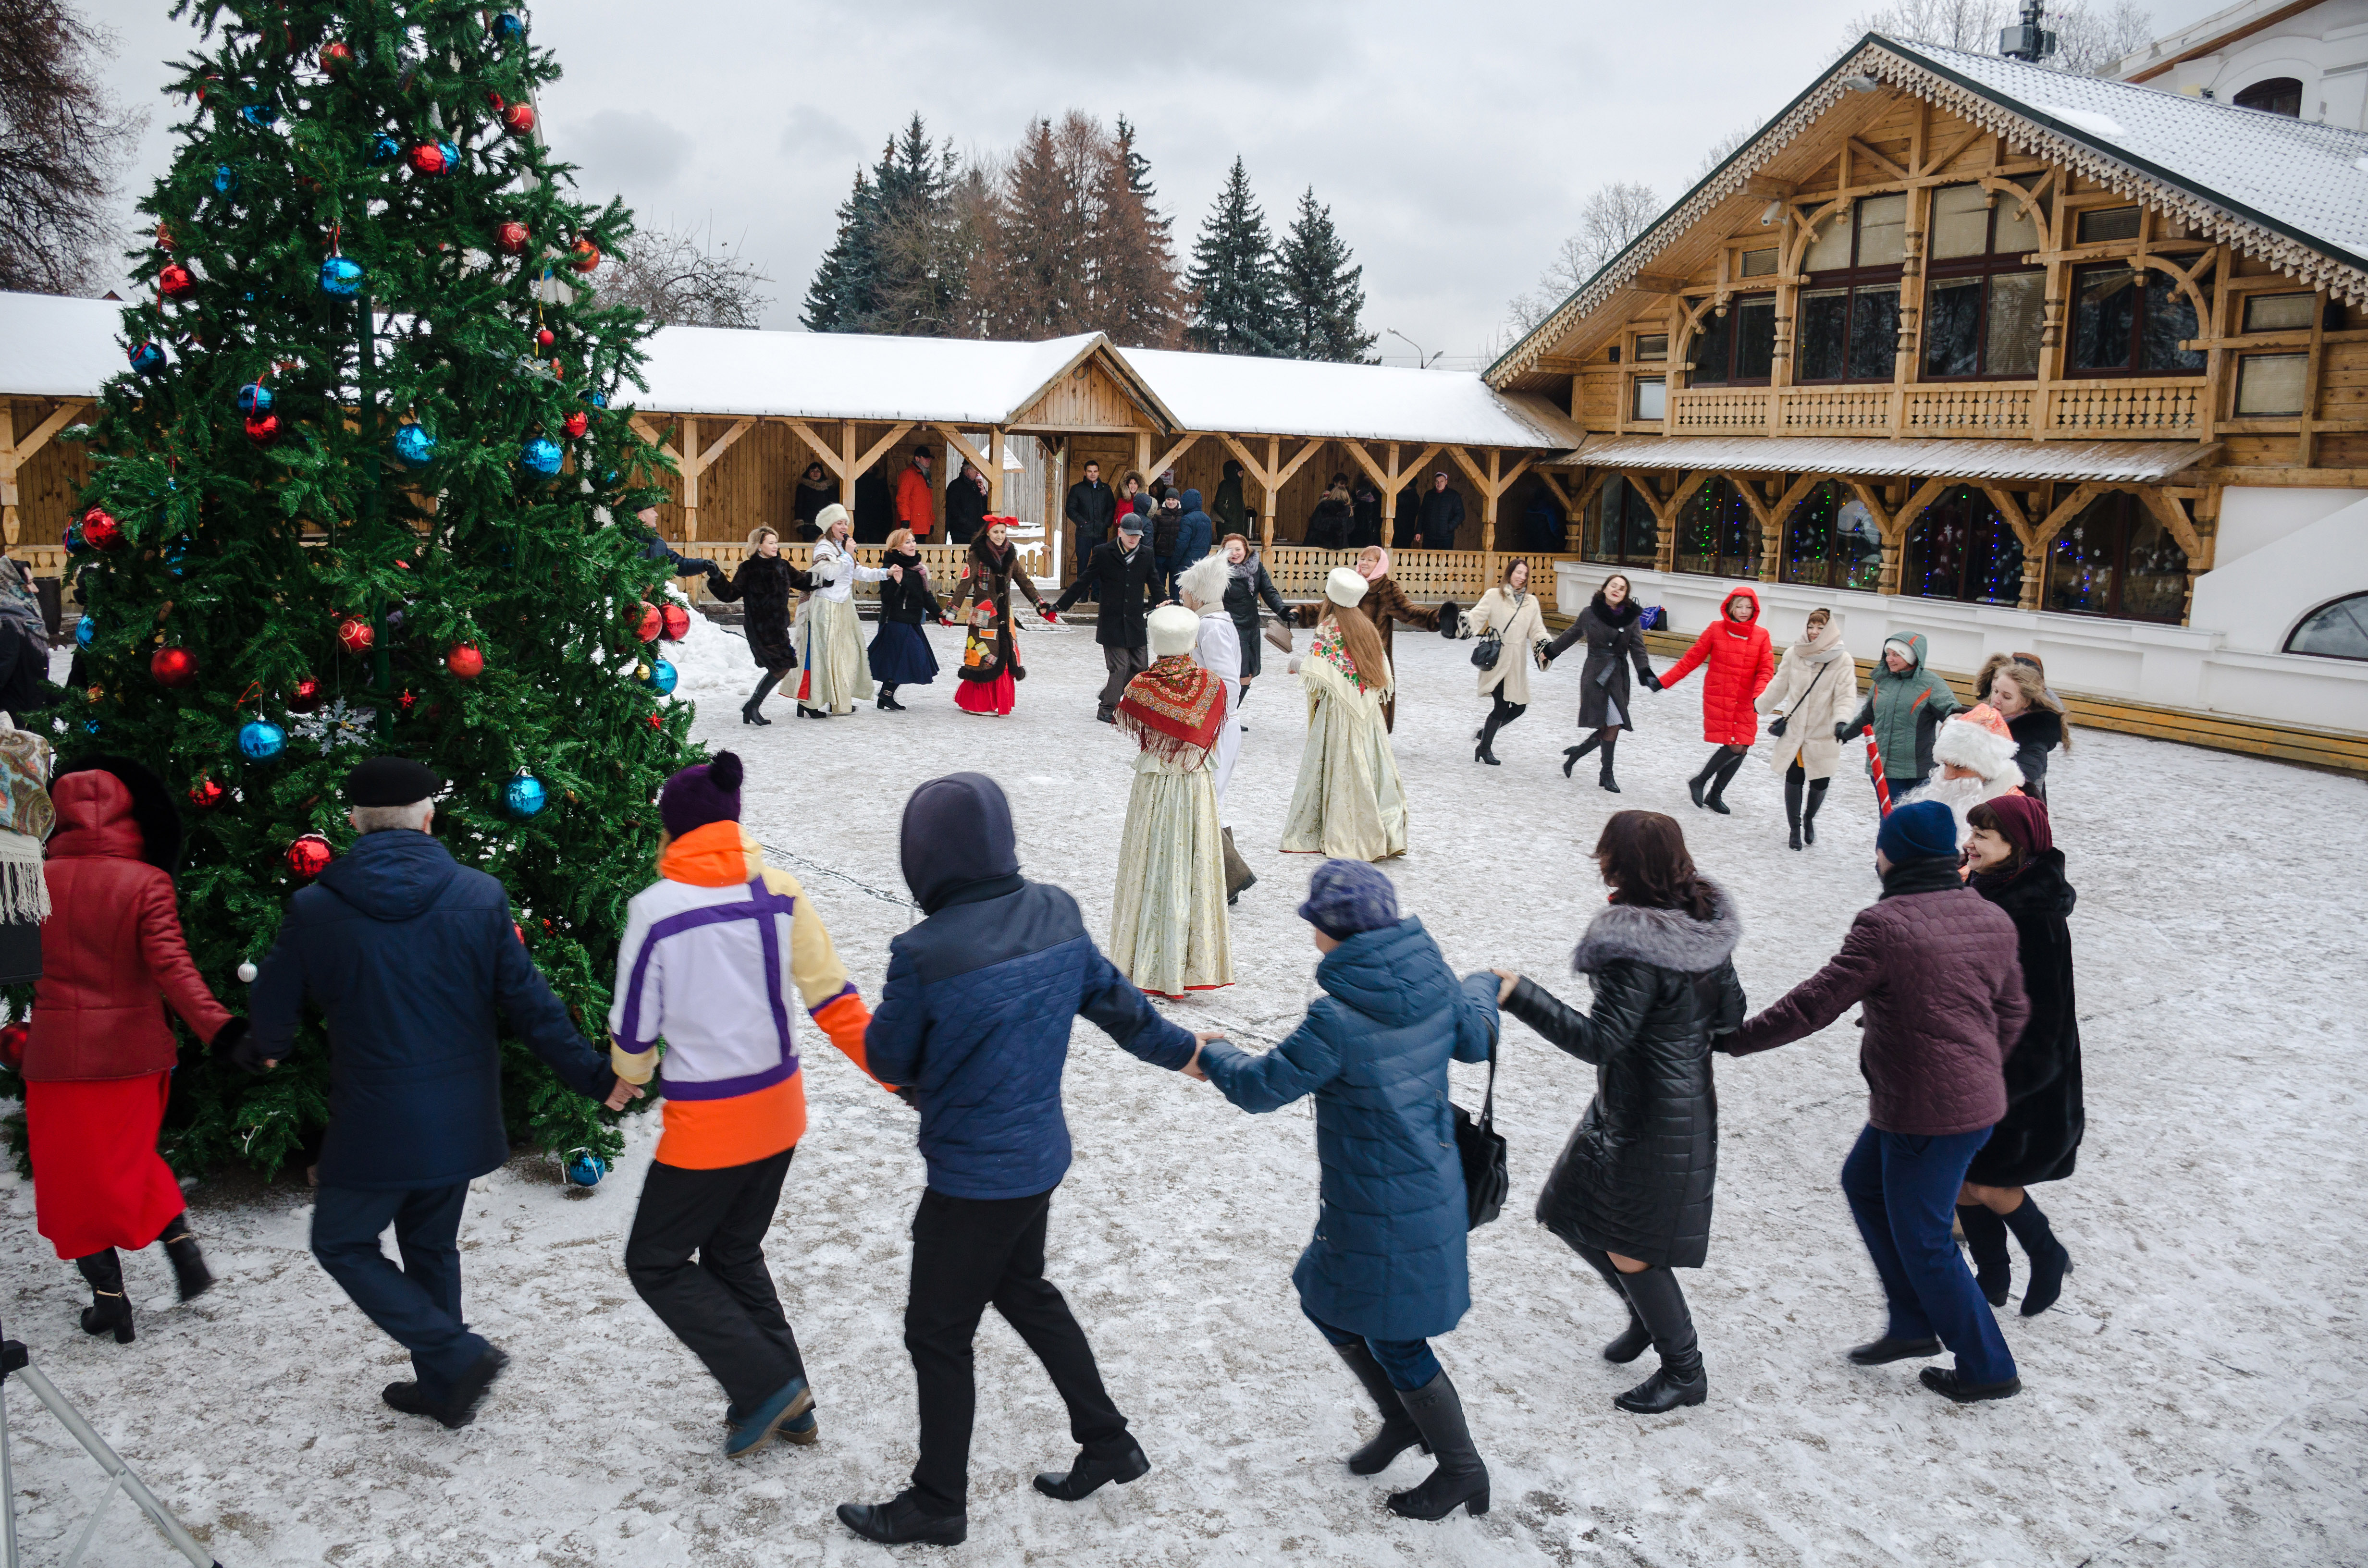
[50, 0, 691, 1178]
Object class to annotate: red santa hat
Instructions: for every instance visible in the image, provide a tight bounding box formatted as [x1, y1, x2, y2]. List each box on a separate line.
[1933, 703, 2021, 784]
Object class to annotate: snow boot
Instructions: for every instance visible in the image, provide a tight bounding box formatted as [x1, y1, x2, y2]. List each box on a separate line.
[1611, 1266, 1707, 1414]
[159, 1214, 212, 1303]
[1784, 770, 1805, 850]
[1221, 827, 1256, 906]
[1575, 1246, 1650, 1363]
[2001, 1195, 2073, 1315]
[74, 1249, 133, 1344]
[433, 1346, 509, 1430]
[1384, 1372, 1489, 1519]
[1957, 1204, 2012, 1308]
[1703, 748, 1747, 816]
[1033, 1437, 1150, 1500]
[837, 1493, 967, 1546]
[1334, 1340, 1427, 1476]
[1802, 778, 1828, 844]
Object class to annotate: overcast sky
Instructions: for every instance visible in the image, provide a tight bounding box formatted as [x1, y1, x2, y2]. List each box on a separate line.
[85, 0, 2227, 368]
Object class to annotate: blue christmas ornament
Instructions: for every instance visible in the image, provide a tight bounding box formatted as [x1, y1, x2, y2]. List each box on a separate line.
[580, 390, 608, 408]
[371, 134, 400, 164]
[212, 165, 239, 196]
[237, 720, 287, 760]
[438, 141, 459, 172]
[320, 257, 364, 296]
[127, 342, 166, 376]
[505, 773, 548, 818]
[81, 720, 101, 736]
[240, 104, 278, 127]
[645, 658, 678, 695]
[74, 615, 94, 648]
[493, 12, 526, 41]
[563, 1149, 606, 1187]
[237, 382, 273, 415]
[392, 424, 436, 468]
[518, 437, 563, 476]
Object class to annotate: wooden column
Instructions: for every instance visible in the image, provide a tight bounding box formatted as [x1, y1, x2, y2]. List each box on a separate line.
[1261, 437, 1280, 548]
[988, 426, 1006, 513]
[840, 421, 857, 507]
[1382, 441, 1399, 546]
[679, 417, 698, 540]
[1135, 431, 1152, 488]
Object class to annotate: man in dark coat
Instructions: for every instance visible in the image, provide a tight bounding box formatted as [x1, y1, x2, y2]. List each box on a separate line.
[244, 758, 636, 1429]
[1415, 472, 1465, 551]
[1063, 460, 1116, 588]
[853, 466, 894, 543]
[1724, 800, 2030, 1404]
[1053, 513, 1157, 723]
[836, 774, 1209, 1548]
[944, 461, 991, 545]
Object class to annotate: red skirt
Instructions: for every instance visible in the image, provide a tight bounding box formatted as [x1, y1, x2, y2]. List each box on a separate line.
[956, 669, 1016, 715]
[27, 1073, 184, 1260]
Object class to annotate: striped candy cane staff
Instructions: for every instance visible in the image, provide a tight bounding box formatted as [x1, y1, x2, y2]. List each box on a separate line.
[1861, 724, 1893, 816]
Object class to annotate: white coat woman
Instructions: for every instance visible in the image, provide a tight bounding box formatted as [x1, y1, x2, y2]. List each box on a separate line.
[1280, 567, 1406, 862]
[1755, 607, 1859, 850]
[799, 504, 892, 717]
[1454, 558, 1552, 766]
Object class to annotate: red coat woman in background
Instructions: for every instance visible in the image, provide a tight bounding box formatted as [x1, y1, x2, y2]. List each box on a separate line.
[25, 762, 241, 1341]
[1657, 585, 1776, 816]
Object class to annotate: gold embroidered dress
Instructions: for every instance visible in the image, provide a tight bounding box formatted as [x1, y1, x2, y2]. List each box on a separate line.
[1110, 652, 1233, 998]
[1281, 622, 1407, 861]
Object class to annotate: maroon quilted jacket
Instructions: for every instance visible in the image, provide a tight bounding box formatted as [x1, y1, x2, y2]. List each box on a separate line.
[1726, 878, 2028, 1135]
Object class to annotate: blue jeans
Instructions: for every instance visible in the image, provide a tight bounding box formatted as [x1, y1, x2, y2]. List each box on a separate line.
[1306, 1307, 1442, 1392]
[1840, 1124, 2016, 1384]
[311, 1182, 488, 1396]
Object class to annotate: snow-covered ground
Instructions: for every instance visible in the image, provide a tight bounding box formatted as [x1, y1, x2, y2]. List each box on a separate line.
[4, 610, 2364, 1567]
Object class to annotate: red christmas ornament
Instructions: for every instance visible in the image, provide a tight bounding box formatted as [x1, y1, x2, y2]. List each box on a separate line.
[287, 675, 324, 712]
[535, 326, 555, 349]
[187, 778, 225, 811]
[80, 507, 123, 551]
[245, 412, 281, 445]
[446, 643, 485, 679]
[286, 833, 334, 881]
[660, 603, 691, 640]
[319, 40, 352, 73]
[562, 410, 589, 440]
[397, 687, 418, 713]
[646, 713, 663, 729]
[335, 615, 374, 654]
[503, 102, 537, 136]
[568, 237, 602, 273]
[0, 1021, 26, 1066]
[407, 142, 447, 176]
[495, 220, 530, 256]
[635, 602, 662, 642]
[149, 646, 199, 687]
[158, 262, 196, 299]
[486, 91, 505, 111]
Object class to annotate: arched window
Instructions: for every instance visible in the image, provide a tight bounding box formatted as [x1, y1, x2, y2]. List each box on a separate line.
[2234, 77, 2303, 116]
[1903, 485, 2024, 606]
[1781, 480, 1884, 591]
[2285, 592, 2368, 659]
[1584, 475, 1661, 567]
[1673, 477, 1761, 578]
[2044, 490, 2188, 622]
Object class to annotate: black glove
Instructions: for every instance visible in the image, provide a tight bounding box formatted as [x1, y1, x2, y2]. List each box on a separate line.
[1437, 601, 1460, 638]
[1643, 672, 1664, 692]
[215, 1017, 272, 1073]
[1766, 714, 1788, 738]
[1834, 721, 1855, 744]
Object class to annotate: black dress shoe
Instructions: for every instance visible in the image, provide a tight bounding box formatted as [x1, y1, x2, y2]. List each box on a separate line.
[1848, 1335, 1942, 1366]
[1919, 1367, 2022, 1403]
[383, 1381, 440, 1419]
[836, 1494, 968, 1545]
[1034, 1439, 1150, 1500]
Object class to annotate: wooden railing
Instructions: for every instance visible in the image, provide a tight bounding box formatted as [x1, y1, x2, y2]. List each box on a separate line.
[1259, 547, 1579, 609]
[676, 541, 1053, 604]
[1665, 376, 2206, 442]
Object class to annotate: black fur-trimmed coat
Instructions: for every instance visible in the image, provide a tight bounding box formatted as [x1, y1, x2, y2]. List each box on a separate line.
[1965, 848, 2083, 1186]
[1503, 884, 1744, 1269]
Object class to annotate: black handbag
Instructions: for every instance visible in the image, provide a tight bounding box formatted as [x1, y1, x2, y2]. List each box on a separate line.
[1468, 630, 1501, 670]
[1452, 1036, 1508, 1229]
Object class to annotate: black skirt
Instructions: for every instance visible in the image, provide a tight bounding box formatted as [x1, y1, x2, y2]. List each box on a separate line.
[868, 620, 939, 686]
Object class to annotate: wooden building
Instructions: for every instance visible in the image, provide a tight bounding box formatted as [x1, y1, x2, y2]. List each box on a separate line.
[1489, 33, 2368, 734]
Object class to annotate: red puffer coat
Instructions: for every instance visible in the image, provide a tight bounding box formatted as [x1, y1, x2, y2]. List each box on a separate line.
[25, 772, 229, 1081]
[1659, 584, 1776, 745]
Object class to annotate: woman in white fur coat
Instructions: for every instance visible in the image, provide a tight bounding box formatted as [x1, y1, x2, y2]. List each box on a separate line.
[1915, 704, 2026, 848]
[798, 505, 892, 717]
[1454, 558, 1553, 768]
[1755, 608, 1859, 851]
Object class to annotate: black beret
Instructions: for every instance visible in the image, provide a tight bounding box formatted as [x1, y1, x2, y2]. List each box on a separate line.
[344, 756, 442, 807]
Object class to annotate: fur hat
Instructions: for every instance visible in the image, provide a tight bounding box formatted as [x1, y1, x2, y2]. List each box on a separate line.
[1324, 566, 1369, 607]
[1933, 703, 2020, 783]
[1147, 604, 1200, 658]
[814, 502, 850, 535]
[1178, 554, 1230, 608]
[661, 750, 743, 840]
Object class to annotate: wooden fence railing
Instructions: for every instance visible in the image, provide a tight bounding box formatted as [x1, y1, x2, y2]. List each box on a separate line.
[1257, 548, 1580, 608]
[675, 541, 1053, 604]
[1667, 375, 2206, 441]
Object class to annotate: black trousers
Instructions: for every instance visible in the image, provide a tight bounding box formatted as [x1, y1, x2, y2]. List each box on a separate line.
[905, 1185, 1128, 1514]
[625, 1148, 805, 1414]
[312, 1182, 482, 1396]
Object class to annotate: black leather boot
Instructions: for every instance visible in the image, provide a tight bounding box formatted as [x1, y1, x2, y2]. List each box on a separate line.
[837, 1493, 968, 1546]
[1474, 713, 1503, 765]
[1784, 769, 1805, 850]
[1575, 1246, 1650, 1363]
[1957, 1203, 2011, 1308]
[1034, 1437, 1150, 1500]
[1562, 733, 1601, 779]
[1703, 748, 1747, 816]
[2001, 1194, 2073, 1315]
[1598, 732, 1621, 793]
[1334, 1340, 1426, 1475]
[1687, 749, 1721, 808]
[1612, 1266, 1707, 1413]
[1384, 1371, 1489, 1519]
[1802, 778, 1828, 844]
[75, 1249, 134, 1343]
[159, 1213, 212, 1303]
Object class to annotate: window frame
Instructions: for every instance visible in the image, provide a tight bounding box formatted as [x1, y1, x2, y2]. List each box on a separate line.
[1585, 476, 1663, 569]
[1793, 196, 1908, 386]
[1778, 478, 1887, 592]
[1631, 375, 1667, 421]
[1672, 476, 1763, 580]
[2041, 489, 2190, 623]
[1683, 291, 1778, 387]
[2283, 591, 2368, 661]
[1919, 184, 2046, 381]
[1901, 483, 2026, 606]
[2066, 257, 2210, 379]
[2234, 351, 2310, 417]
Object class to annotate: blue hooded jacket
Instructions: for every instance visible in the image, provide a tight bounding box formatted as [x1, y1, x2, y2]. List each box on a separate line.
[248, 829, 615, 1190]
[1169, 488, 1214, 579]
[1198, 917, 1500, 1341]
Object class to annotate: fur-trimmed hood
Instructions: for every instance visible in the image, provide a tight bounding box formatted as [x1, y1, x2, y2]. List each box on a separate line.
[1573, 879, 1742, 975]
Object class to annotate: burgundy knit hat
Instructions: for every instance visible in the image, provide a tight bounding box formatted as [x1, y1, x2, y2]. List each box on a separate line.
[661, 751, 743, 839]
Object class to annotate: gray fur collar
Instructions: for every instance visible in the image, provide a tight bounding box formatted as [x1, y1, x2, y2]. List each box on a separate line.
[1572, 880, 1741, 974]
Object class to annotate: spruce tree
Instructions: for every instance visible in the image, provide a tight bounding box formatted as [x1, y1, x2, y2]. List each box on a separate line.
[53, 0, 693, 1177]
[1277, 186, 1376, 363]
[801, 168, 875, 332]
[1184, 156, 1284, 356]
[1089, 126, 1181, 348]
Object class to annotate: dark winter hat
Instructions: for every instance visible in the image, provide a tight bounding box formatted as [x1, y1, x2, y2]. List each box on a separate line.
[1875, 799, 1958, 864]
[1297, 859, 1400, 941]
[661, 751, 743, 840]
[345, 756, 442, 808]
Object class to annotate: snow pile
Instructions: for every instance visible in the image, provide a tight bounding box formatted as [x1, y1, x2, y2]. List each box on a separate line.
[660, 591, 750, 700]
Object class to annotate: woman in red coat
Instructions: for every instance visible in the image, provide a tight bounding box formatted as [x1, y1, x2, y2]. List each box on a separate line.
[25, 763, 240, 1342]
[1658, 585, 1776, 815]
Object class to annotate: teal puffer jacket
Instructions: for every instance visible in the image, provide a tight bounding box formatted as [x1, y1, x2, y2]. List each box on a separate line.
[1843, 630, 1959, 784]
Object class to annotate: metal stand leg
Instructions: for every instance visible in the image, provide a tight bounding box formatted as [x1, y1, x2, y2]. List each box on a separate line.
[0, 1349, 219, 1568]
[1, 1367, 19, 1568]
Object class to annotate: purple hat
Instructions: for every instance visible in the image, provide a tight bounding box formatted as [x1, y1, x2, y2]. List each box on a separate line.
[1297, 858, 1400, 940]
[661, 750, 743, 839]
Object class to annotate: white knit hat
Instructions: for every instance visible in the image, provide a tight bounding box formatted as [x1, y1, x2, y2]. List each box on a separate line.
[1324, 566, 1369, 607]
[1147, 603, 1200, 658]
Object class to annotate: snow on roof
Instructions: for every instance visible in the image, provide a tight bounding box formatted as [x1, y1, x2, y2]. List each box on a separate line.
[1554, 433, 2218, 484]
[0, 292, 126, 400]
[1117, 346, 1581, 448]
[632, 325, 1119, 425]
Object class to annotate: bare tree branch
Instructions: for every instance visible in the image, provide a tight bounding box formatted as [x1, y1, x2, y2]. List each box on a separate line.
[0, 0, 145, 295]
[589, 222, 773, 329]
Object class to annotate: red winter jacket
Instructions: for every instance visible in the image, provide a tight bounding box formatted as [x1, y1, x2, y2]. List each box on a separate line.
[895, 466, 935, 539]
[25, 772, 230, 1081]
[1659, 584, 1776, 745]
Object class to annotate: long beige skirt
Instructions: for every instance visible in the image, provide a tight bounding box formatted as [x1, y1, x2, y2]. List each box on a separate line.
[800, 596, 874, 713]
[1110, 756, 1232, 997]
[1280, 674, 1408, 862]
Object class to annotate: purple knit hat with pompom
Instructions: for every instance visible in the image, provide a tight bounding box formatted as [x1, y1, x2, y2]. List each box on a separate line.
[661, 751, 743, 839]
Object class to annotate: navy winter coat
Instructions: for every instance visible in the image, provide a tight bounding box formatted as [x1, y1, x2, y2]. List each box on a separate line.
[866, 772, 1195, 1200]
[248, 829, 615, 1190]
[1170, 488, 1214, 580]
[1199, 917, 1500, 1342]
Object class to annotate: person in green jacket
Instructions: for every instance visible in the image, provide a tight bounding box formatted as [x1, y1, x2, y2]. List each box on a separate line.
[1212, 459, 1250, 537]
[1837, 632, 1959, 793]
